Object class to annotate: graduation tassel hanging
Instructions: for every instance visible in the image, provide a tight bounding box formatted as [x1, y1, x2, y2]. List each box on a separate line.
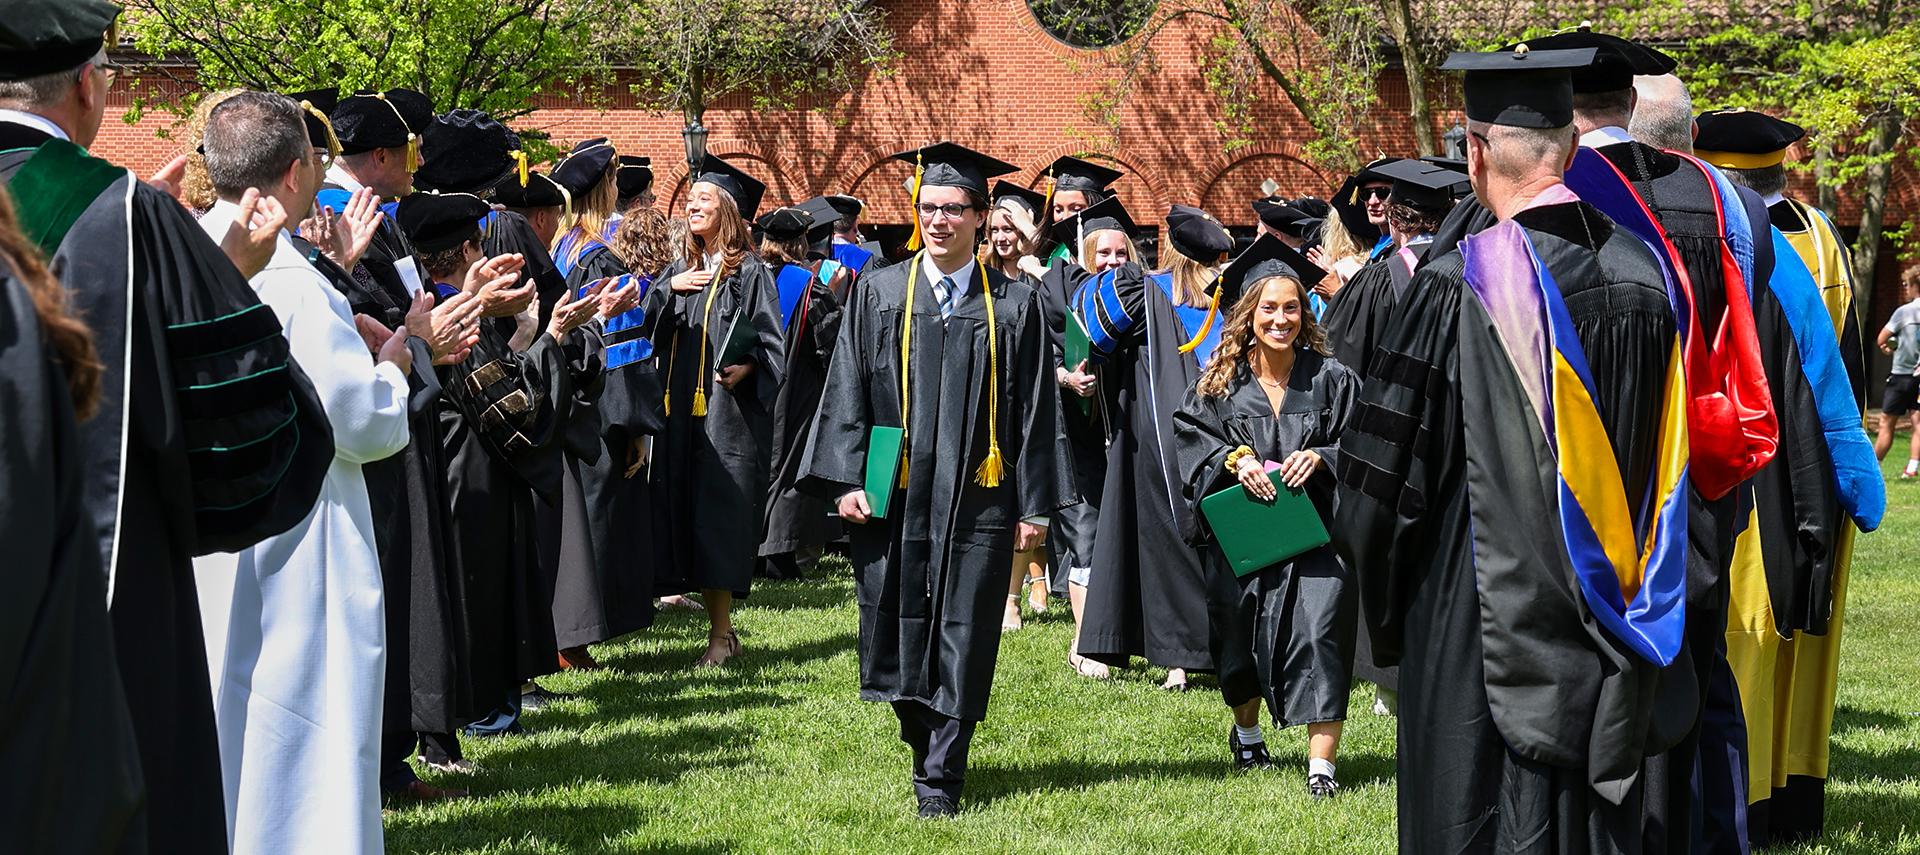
[405, 133, 421, 173]
[513, 150, 529, 187]
[1178, 276, 1223, 355]
[690, 270, 723, 417]
[972, 259, 1005, 487]
[302, 100, 343, 162]
[904, 153, 926, 251]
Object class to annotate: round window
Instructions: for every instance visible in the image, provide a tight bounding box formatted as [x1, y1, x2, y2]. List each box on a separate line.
[1026, 0, 1158, 49]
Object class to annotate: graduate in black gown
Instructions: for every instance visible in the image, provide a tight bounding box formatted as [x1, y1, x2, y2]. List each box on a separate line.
[653, 155, 786, 667]
[0, 187, 146, 854]
[1036, 193, 1137, 679]
[1336, 48, 1688, 853]
[616, 154, 655, 216]
[798, 142, 1067, 818]
[1535, 31, 1782, 851]
[757, 202, 848, 579]
[979, 182, 1055, 624]
[1175, 235, 1358, 795]
[1076, 204, 1232, 690]
[289, 90, 486, 802]
[825, 193, 886, 278]
[321, 87, 436, 296]
[0, 6, 335, 848]
[532, 166, 666, 657]
[537, 138, 626, 672]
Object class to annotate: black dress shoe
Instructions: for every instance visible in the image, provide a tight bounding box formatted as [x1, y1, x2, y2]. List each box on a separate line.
[520, 686, 576, 712]
[916, 795, 959, 819]
[1308, 773, 1341, 799]
[1230, 729, 1273, 772]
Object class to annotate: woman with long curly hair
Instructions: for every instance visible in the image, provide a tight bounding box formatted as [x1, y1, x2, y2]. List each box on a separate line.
[1075, 205, 1233, 692]
[651, 156, 785, 667]
[1173, 235, 1357, 797]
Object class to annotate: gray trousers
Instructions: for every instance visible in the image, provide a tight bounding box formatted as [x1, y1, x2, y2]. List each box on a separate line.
[892, 700, 978, 800]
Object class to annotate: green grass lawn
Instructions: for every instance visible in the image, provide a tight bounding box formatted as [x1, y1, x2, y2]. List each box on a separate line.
[385, 455, 1920, 854]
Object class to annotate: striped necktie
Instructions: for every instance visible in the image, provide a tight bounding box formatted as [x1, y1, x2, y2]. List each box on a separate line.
[939, 275, 959, 320]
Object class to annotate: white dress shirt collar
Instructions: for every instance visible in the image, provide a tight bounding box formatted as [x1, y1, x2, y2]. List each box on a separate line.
[1579, 125, 1635, 149]
[0, 109, 71, 143]
[324, 163, 367, 195]
[919, 251, 977, 297]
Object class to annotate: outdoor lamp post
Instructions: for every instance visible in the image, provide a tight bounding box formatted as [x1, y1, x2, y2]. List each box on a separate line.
[683, 117, 709, 169]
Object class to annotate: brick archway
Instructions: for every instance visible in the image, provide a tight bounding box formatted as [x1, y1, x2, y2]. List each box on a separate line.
[662, 146, 807, 216]
[1195, 144, 1334, 227]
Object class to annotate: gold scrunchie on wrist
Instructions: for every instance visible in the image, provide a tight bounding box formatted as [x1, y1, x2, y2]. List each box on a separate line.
[1223, 445, 1256, 474]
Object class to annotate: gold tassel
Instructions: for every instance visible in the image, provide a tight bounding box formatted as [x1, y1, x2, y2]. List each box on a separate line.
[302, 101, 343, 161]
[1177, 286, 1222, 354]
[406, 133, 420, 173]
[974, 445, 1004, 488]
[691, 389, 708, 417]
[514, 150, 529, 187]
[1041, 170, 1056, 223]
[905, 153, 926, 251]
[662, 392, 672, 416]
[898, 458, 910, 488]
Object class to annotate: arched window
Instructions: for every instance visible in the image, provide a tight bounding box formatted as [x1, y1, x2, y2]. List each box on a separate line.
[1026, 0, 1158, 49]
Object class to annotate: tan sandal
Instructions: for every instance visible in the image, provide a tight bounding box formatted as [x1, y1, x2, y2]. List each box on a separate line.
[695, 630, 740, 668]
[1068, 639, 1110, 680]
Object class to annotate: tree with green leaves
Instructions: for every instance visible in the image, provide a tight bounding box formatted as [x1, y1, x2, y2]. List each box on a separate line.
[122, 0, 621, 122]
[617, 0, 894, 145]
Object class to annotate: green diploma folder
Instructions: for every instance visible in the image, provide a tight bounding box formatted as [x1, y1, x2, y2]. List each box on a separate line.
[718, 307, 760, 368]
[863, 426, 905, 519]
[1199, 466, 1330, 577]
[1064, 312, 1091, 415]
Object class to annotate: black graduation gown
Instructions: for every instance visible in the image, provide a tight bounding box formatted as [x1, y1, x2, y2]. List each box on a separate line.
[797, 259, 1069, 721]
[1335, 201, 1677, 854]
[1175, 353, 1359, 725]
[438, 319, 589, 704]
[1076, 266, 1216, 670]
[651, 255, 785, 596]
[760, 261, 845, 563]
[483, 210, 570, 335]
[1037, 259, 1107, 594]
[2, 126, 335, 855]
[0, 268, 146, 854]
[542, 245, 653, 648]
[300, 238, 475, 734]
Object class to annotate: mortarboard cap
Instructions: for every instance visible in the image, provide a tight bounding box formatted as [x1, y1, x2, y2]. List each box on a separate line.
[616, 155, 653, 202]
[825, 194, 865, 221]
[331, 89, 432, 154]
[1373, 158, 1466, 209]
[1442, 45, 1599, 129]
[1219, 233, 1326, 306]
[0, 0, 120, 82]
[413, 109, 519, 194]
[1252, 197, 1324, 238]
[396, 192, 491, 254]
[1692, 108, 1807, 170]
[755, 207, 816, 242]
[990, 181, 1047, 219]
[1048, 196, 1136, 248]
[1164, 204, 1233, 264]
[491, 170, 566, 211]
[287, 87, 341, 155]
[1329, 158, 1405, 245]
[692, 154, 769, 220]
[892, 142, 1018, 196]
[1512, 28, 1676, 94]
[550, 138, 616, 197]
[1042, 155, 1125, 194]
[1290, 196, 1331, 219]
[792, 198, 841, 257]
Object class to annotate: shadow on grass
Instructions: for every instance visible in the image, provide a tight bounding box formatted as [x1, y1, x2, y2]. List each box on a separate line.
[386, 800, 739, 854]
[1829, 705, 1920, 782]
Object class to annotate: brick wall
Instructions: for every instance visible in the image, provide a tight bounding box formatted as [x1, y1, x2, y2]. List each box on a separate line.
[94, 0, 1913, 317]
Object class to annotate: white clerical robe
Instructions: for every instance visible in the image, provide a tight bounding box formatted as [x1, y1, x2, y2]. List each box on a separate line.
[193, 199, 409, 855]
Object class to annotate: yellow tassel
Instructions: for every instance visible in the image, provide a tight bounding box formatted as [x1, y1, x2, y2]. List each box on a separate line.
[691, 389, 708, 417]
[973, 444, 1005, 488]
[406, 134, 420, 174]
[1041, 171, 1056, 222]
[662, 392, 672, 416]
[1177, 288, 1221, 355]
[898, 458, 910, 488]
[514, 150, 529, 187]
[905, 154, 925, 251]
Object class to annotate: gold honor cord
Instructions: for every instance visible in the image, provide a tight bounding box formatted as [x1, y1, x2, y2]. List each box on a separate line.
[690, 270, 724, 417]
[898, 255, 1005, 488]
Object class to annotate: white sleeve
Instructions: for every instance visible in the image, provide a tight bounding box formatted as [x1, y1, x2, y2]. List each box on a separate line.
[254, 269, 411, 465]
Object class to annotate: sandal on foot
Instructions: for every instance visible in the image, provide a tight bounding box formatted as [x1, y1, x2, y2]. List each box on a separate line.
[695, 630, 741, 668]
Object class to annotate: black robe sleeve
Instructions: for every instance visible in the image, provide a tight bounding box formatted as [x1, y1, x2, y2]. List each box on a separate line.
[1171, 385, 1244, 545]
[795, 270, 876, 499]
[1012, 281, 1068, 520]
[439, 322, 578, 503]
[1331, 257, 1466, 664]
[132, 184, 335, 555]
